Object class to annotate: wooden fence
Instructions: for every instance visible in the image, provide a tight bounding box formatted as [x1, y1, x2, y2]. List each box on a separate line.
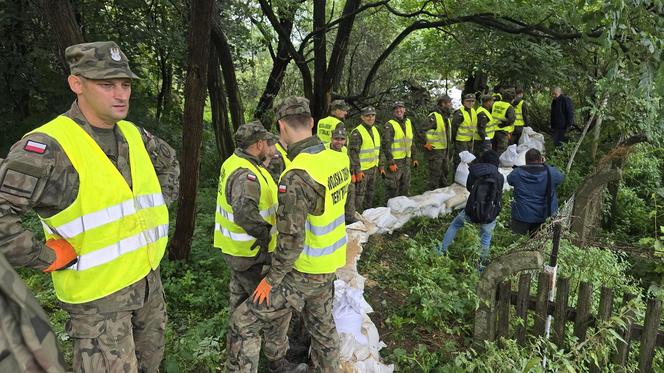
[488, 271, 664, 372]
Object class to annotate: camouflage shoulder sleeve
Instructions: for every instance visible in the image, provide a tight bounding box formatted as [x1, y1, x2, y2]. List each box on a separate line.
[265, 169, 323, 286]
[0, 133, 64, 270]
[226, 168, 271, 244]
[506, 106, 516, 124]
[140, 128, 180, 206]
[348, 131, 362, 173]
[381, 123, 394, 163]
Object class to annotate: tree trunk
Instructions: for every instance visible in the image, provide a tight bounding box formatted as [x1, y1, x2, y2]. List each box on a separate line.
[155, 49, 172, 122]
[590, 111, 603, 162]
[211, 20, 244, 131]
[169, 0, 215, 261]
[325, 0, 361, 102]
[208, 43, 235, 164]
[311, 0, 327, 122]
[40, 0, 84, 70]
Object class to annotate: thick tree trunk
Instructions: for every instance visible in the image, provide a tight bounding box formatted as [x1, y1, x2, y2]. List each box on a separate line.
[212, 20, 244, 131]
[324, 0, 361, 103]
[169, 0, 215, 261]
[40, 0, 84, 70]
[208, 43, 235, 163]
[311, 0, 327, 122]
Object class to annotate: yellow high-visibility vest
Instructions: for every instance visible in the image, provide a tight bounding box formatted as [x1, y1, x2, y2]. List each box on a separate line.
[283, 147, 351, 274]
[514, 100, 525, 127]
[474, 107, 498, 140]
[214, 154, 278, 257]
[455, 107, 477, 142]
[317, 116, 342, 144]
[353, 124, 380, 170]
[275, 142, 291, 169]
[492, 101, 514, 133]
[426, 112, 449, 150]
[30, 116, 169, 304]
[387, 119, 413, 159]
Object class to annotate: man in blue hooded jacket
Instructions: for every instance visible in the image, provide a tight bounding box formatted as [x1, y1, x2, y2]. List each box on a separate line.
[508, 149, 564, 235]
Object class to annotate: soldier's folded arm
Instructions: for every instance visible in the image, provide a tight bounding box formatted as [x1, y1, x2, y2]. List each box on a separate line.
[477, 114, 488, 139]
[141, 127, 180, 206]
[0, 134, 63, 270]
[228, 169, 272, 248]
[505, 107, 516, 125]
[348, 131, 362, 174]
[264, 170, 322, 286]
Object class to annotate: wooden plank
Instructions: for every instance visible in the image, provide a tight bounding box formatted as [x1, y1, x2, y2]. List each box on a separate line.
[515, 273, 531, 345]
[533, 272, 550, 336]
[638, 299, 662, 372]
[496, 280, 511, 340]
[553, 277, 570, 346]
[629, 325, 664, 347]
[574, 282, 592, 341]
[613, 293, 636, 366]
[590, 287, 615, 373]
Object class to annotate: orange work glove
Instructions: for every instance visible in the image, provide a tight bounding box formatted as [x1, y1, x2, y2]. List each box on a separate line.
[351, 174, 357, 183]
[423, 143, 434, 151]
[379, 167, 386, 178]
[252, 278, 272, 306]
[412, 160, 419, 168]
[388, 164, 398, 173]
[43, 239, 78, 272]
[355, 171, 365, 182]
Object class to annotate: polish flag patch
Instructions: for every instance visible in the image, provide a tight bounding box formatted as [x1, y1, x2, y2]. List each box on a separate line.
[247, 173, 257, 181]
[278, 184, 287, 193]
[24, 140, 47, 154]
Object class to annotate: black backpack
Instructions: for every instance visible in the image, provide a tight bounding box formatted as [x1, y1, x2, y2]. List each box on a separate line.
[465, 174, 501, 224]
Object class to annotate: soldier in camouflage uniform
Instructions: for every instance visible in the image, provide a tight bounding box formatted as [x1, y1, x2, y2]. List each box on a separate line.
[420, 95, 453, 190]
[0, 251, 66, 372]
[451, 94, 477, 170]
[328, 126, 356, 223]
[228, 97, 350, 373]
[492, 88, 516, 154]
[266, 127, 290, 183]
[0, 41, 179, 372]
[348, 106, 380, 212]
[381, 101, 418, 200]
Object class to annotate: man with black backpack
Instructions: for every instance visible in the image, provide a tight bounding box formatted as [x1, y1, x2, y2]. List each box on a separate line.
[437, 151, 504, 270]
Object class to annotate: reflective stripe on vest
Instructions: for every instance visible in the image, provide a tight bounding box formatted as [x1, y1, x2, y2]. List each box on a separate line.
[353, 124, 380, 170]
[492, 101, 514, 133]
[214, 154, 278, 257]
[387, 119, 413, 159]
[474, 107, 498, 140]
[317, 116, 342, 144]
[455, 107, 477, 142]
[514, 100, 525, 126]
[283, 148, 351, 274]
[30, 117, 169, 304]
[426, 112, 449, 149]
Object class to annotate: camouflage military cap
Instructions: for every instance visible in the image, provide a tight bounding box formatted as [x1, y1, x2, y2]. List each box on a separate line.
[331, 126, 347, 139]
[463, 94, 476, 101]
[330, 100, 349, 110]
[481, 94, 494, 103]
[235, 121, 278, 148]
[392, 101, 406, 109]
[274, 96, 311, 121]
[361, 106, 376, 115]
[65, 41, 138, 79]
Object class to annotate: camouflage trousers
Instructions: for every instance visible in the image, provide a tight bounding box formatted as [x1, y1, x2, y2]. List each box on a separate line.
[453, 140, 474, 171]
[228, 265, 264, 315]
[227, 270, 338, 373]
[424, 149, 449, 190]
[511, 126, 524, 145]
[355, 166, 377, 212]
[345, 181, 356, 221]
[493, 131, 511, 154]
[384, 158, 410, 201]
[62, 270, 166, 373]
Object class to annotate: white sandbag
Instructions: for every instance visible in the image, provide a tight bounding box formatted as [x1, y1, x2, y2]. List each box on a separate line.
[459, 150, 476, 164]
[362, 207, 398, 234]
[518, 127, 545, 151]
[386, 196, 419, 215]
[498, 167, 514, 191]
[389, 212, 411, 232]
[499, 144, 520, 167]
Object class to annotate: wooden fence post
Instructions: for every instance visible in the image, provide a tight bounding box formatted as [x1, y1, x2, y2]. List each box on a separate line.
[497, 280, 511, 340]
[613, 293, 636, 366]
[574, 282, 592, 341]
[638, 299, 662, 372]
[534, 272, 551, 336]
[553, 277, 570, 346]
[515, 273, 531, 345]
[590, 287, 614, 373]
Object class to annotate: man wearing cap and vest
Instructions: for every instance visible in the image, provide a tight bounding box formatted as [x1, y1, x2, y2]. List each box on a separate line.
[381, 101, 418, 200]
[214, 121, 286, 362]
[422, 95, 453, 189]
[348, 106, 381, 212]
[451, 94, 478, 170]
[492, 88, 516, 154]
[228, 96, 350, 373]
[474, 95, 498, 157]
[316, 100, 348, 144]
[327, 126, 356, 223]
[512, 88, 529, 145]
[0, 41, 179, 372]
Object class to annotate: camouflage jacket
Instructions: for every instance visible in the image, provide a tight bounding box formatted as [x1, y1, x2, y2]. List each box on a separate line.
[264, 136, 325, 286]
[0, 101, 179, 310]
[0, 252, 65, 372]
[476, 109, 489, 139]
[266, 141, 288, 183]
[381, 117, 417, 163]
[222, 149, 274, 272]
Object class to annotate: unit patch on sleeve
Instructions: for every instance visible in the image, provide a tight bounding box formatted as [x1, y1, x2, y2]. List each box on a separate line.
[278, 184, 287, 193]
[23, 140, 47, 154]
[247, 173, 257, 181]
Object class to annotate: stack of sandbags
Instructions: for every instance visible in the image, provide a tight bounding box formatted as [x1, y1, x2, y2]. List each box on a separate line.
[361, 207, 399, 234]
[411, 188, 456, 218]
[386, 196, 419, 230]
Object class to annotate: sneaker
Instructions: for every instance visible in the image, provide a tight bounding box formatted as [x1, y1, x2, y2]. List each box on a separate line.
[268, 358, 309, 373]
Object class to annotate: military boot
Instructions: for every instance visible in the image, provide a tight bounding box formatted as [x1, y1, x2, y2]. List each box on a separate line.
[268, 358, 309, 373]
